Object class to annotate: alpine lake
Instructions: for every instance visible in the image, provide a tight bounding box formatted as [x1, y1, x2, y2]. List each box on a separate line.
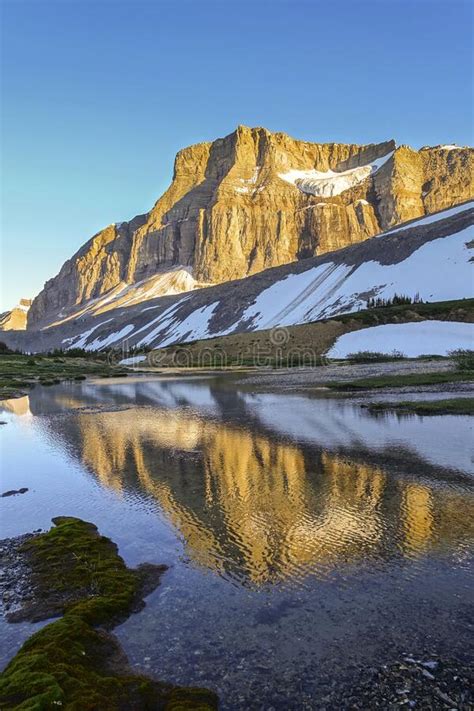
[1, 372, 473, 709]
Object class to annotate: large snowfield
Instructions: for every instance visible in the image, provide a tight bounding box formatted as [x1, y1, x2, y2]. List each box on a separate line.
[327, 320, 474, 358]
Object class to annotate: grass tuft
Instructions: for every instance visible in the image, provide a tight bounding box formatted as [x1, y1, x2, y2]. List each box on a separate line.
[365, 398, 474, 416]
[328, 371, 474, 391]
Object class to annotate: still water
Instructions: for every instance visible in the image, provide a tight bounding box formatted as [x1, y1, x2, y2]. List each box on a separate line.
[1, 375, 473, 709]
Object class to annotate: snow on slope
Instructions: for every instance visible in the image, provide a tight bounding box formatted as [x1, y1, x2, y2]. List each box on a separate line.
[327, 321, 474, 358]
[137, 301, 220, 348]
[279, 151, 393, 197]
[112, 268, 201, 305]
[49, 268, 204, 329]
[56, 201, 473, 352]
[87, 324, 135, 350]
[383, 201, 473, 236]
[229, 223, 473, 333]
[119, 355, 147, 366]
[63, 320, 114, 349]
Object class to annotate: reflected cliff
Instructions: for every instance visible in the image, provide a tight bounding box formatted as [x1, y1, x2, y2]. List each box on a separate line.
[6, 378, 474, 586]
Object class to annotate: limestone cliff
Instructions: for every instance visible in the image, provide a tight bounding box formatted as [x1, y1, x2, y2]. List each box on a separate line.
[27, 126, 474, 328]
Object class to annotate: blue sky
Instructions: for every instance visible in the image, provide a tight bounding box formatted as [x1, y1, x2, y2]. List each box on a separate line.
[1, 0, 472, 311]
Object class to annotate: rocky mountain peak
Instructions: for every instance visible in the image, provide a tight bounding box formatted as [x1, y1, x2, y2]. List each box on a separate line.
[0, 298, 32, 331]
[26, 127, 473, 330]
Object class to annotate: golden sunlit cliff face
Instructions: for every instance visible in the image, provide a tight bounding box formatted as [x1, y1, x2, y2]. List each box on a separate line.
[0, 299, 32, 331]
[27, 126, 474, 328]
[22, 396, 474, 586]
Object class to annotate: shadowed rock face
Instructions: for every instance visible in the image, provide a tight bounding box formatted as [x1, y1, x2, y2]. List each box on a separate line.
[27, 126, 474, 329]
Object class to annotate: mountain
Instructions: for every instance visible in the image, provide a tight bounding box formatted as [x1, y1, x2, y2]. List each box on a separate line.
[0, 299, 32, 331]
[27, 126, 473, 329]
[5, 200, 473, 353]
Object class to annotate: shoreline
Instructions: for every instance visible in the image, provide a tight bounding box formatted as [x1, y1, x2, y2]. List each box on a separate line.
[0, 518, 218, 709]
[1, 525, 472, 709]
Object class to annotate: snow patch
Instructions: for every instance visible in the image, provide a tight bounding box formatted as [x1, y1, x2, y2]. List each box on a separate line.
[119, 355, 147, 365]
[157, 301, 221, 348]
[383, 201, 474, 235]
[46, 267, 204, 329]
[279, 151, 393, 197]
[235, 167, 261, 194]
[134, 299, 219, 348]
[64, 319, 114, 349]
[135, 301, 187, 347]
[87, 324, 135, 350]
[328, 321, 474, 358]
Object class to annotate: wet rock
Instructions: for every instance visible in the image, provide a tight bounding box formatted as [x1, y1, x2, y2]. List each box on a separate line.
[1, 487, 28, 497]
[0, 532, 36, 619]
[323, 654, 473, 710]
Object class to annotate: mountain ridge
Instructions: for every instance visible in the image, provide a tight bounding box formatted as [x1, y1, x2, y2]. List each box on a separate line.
[26, 126, 474, 330]
[3, 199, 472, 353]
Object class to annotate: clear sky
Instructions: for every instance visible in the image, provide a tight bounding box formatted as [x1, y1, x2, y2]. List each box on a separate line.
[1, 0, 472, 311]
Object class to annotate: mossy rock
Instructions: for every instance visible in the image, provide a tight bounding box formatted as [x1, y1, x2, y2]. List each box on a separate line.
[0, 614, 217, 710]
[0, 518, 218, 710]
[16, 517, 165, 626]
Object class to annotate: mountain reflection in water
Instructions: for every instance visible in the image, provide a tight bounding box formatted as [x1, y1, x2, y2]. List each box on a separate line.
[6, 376, 473, 587]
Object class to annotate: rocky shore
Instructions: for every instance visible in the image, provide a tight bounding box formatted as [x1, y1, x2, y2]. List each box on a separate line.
[1, 521, 472, 709]
[0, 530, 38, 622]
[320, 654, 473, 710]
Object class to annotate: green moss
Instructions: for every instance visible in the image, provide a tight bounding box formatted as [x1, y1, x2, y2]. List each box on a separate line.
[0, 614, 217, 710]
[365, 397, 474, 416]
[0, 355, 132, 401]
[19, 517, 149, 625]
[0, 379, 32, 388]
[0, 518, 218, 710]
